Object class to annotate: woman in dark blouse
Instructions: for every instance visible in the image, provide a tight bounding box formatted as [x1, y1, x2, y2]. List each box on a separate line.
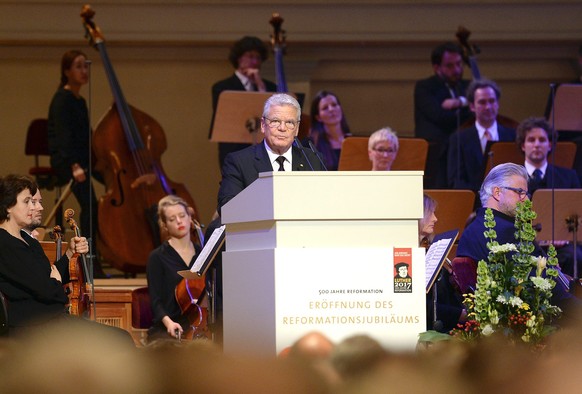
[146, 195, 201, 342]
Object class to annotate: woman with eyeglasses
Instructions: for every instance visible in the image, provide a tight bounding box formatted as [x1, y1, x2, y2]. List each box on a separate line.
[307, 91, 352, 171]
[368, 127, 399, 171]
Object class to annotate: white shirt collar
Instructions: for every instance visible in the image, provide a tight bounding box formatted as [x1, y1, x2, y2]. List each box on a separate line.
[524, 161, 548, 178]
[235, 70, 253, 91]
[475, 121, 499, 141]
[264, 140, 293, 171]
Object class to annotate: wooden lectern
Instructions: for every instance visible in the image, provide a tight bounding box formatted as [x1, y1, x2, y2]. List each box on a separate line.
[221, 171, 426, 356]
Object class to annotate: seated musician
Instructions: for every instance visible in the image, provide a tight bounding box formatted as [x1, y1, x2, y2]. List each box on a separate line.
[516, 117, 581, 277]
[146, 195, 202, 342]
[368, 127, 399, 171]
[456, 163, 582, 323]
[421, 193, 466, 332]
[0, 174, 88, 334]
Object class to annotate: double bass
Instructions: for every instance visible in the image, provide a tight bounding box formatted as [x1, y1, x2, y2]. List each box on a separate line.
[269, 13, 310, 140]
[81, 6, 200, 272]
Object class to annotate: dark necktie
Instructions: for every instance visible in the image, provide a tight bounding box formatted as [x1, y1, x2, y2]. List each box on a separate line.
[532, 169, 543, 184]
[276, 156, 286, 171]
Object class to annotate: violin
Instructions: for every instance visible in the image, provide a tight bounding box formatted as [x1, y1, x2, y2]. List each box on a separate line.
[64, 209, 93, 318]
[80, 5, 201, 273]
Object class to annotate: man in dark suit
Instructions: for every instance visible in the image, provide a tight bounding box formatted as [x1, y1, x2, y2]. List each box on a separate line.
[218, 93, 324, 211]
[517, 117, 581, 278]
[210, 36, 278, 167]
[414, 42, 472, 189]
[448, 78, 516, 191]
[207, 94, 323, 343]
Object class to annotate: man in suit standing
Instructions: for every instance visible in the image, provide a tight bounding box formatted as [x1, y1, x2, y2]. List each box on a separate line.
[218, 93, 324, 211]
[210, 36, 278, 167]
[208, 94, 323, 343]
[414, 42, 472, 189]
[448, 78, 516, 191]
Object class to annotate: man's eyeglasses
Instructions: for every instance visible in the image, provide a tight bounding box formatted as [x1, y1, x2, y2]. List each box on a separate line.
[263, 117, 299, 131]
[501, 186, 529, 199]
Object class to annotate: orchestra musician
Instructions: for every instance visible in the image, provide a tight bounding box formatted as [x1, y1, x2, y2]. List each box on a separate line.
[414, 42, 472, 189]
[47, 49, 106, 278]
[456, 163, 582, 325]
[210, 36, 278, 167]
[146, 195, 202, 342]
[368, 127, 399, 171]
[421, 193, 466, 332]
[0, 174, 88, 334]
[306, 90, 352, 171]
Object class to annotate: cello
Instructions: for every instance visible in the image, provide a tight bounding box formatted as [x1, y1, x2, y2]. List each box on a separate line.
[80, 5, 200, 272]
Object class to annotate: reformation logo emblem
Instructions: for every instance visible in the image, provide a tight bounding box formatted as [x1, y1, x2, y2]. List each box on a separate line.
[393, 248, 412, 293]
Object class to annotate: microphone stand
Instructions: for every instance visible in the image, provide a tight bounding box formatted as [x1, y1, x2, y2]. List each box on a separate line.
[307, 140, 328, 171]
[293, 137, 315, 171]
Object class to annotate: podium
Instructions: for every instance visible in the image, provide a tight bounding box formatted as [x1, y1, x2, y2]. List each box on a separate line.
[221, 171, 426, 356]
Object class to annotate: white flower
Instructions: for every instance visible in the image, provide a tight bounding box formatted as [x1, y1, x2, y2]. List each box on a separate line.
[530, 276, 553, 291]
[482, 324, 495, 336]
[509, 296, 523, 307]
[489, 243, 517, 254]
[536, 256, 547, 277]
[496, 294, 507, 304]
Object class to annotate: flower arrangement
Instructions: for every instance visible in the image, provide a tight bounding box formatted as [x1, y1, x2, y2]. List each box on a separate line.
[452, 200, 562, 346]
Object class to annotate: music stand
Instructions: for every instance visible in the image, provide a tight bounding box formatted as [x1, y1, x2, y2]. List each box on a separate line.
[547, 84, 582, 133]
[532, 189, 582, 278]
[210, 91, 276, 145]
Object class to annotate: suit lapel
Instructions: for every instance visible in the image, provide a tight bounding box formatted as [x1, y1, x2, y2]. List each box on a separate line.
[253, 143, 275, 173]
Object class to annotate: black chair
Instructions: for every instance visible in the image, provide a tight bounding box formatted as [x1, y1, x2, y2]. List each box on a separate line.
[24, 118, 58, 190]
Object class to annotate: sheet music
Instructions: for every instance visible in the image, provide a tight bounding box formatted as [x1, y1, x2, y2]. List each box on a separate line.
[425, 238, 451, 288]
[190, 225, 226, 274]
[424, 229, 459, 293]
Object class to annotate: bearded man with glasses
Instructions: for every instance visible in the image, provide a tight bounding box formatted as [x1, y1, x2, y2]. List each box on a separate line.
[456, 163, 582, 324]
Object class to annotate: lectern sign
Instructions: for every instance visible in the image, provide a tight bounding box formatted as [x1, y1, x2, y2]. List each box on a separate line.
[275, 247, 426, 352]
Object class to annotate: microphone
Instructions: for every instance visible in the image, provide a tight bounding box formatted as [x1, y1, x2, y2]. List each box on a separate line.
[307, 140, 328, 171]
[293, 137, 315, 171]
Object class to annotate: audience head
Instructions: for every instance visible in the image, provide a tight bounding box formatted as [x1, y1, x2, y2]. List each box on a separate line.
[330, 334, 388, 382]
[59, 49, 88, 88]
[466, 78, 501, 128]
[261, 93, 301, 155]
[0, 174, 37, 225]
[431, 42, 464, 85]
[515, 117, 554, 167]
[228, 36, 268, 70]
[288, 331, 335, 362]
[419, 193, 438, 244]
[156, 195, 193, 238]
[479, 163, 528, 215]
[368, 127, 399, 171]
